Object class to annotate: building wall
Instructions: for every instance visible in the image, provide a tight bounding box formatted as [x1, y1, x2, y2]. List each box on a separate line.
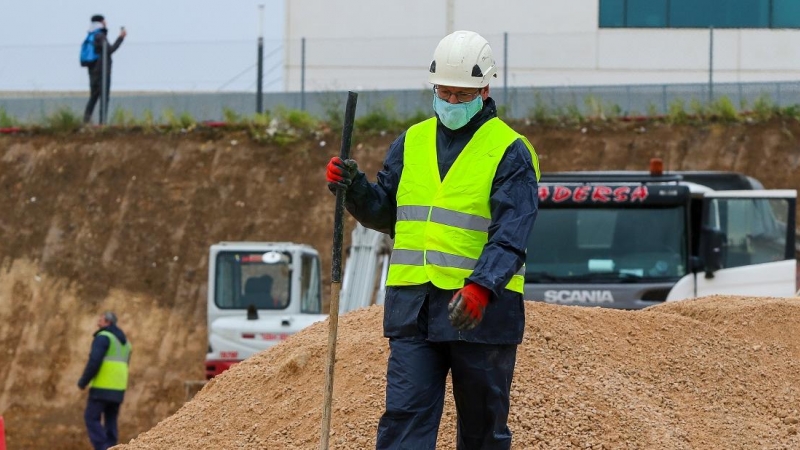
[282, 0, 800, 92]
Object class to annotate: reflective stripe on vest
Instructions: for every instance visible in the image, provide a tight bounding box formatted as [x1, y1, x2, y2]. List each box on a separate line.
[89, 330, 132, 391]
[386, 117, 539, 293]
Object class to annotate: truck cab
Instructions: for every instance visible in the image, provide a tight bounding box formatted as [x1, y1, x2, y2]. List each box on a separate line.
[205, 242, 325, 379]
[525, 166, 797, 309]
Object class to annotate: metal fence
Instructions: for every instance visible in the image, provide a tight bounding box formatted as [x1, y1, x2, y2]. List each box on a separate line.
[2, 81, 799, 124]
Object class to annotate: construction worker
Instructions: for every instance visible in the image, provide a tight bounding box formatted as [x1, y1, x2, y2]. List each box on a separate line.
[77, 311, 132, 450]
[326, 30, 539, 450]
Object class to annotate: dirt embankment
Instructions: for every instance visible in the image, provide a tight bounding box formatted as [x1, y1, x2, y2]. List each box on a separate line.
[0, 119, 799, 449]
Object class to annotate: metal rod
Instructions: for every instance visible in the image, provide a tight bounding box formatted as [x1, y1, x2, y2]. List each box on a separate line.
[709, 26, 714, 104]
[100, 39, 108, 125]
[320, 90, 358, 450]
[503, 31, 509, 110]
[256, 4, 264, 113]
[301, 37, 306, 111]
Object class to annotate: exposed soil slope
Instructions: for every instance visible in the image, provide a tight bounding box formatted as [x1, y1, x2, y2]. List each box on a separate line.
[0, 118, 798, 449]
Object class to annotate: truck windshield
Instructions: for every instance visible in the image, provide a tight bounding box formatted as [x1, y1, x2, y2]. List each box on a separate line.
[215, 251, 291, 309]
[526, 206, 687, 282]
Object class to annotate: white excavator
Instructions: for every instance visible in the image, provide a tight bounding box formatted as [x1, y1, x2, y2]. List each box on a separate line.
[202, 225, 392, 381]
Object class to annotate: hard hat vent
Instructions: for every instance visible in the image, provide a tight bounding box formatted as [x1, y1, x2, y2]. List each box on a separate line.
[429, 61, 436, 73]
[471, 64, 483, 78]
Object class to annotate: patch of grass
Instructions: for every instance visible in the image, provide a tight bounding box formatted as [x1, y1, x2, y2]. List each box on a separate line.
[751, 95, 776, 122]
[222, 107, 243, 125]
[355, 98, 401, 134]
[563, 101, 584, 125]
[529, 93, 555, 125]
[398, 110, 430, 129]
[0, 107, 18, 127]
[646, 102, 660, 117]
[319, 92, 345, 131]
[43, 108, 82, 132]
[246, 112, 273, 143]
[584, 95, 622, 121]
[667, 99, 689, 125]
[140, 109, 159, 132]
[162, 109, 197, 132]
[110, 107, 137, 127]
[709, 96, 739, 123]
[778, 104, 800, 121]
[281, 108, 317, 131]
[356, 110, 394, 133]
[689, 98, 708, 120]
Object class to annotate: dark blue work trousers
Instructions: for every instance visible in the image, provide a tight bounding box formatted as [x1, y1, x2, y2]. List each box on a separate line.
[84, 398, 121, 450]
[376, 337, 517, 450]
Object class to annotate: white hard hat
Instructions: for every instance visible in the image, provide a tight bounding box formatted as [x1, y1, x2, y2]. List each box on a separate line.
[428, 30, 497, 88]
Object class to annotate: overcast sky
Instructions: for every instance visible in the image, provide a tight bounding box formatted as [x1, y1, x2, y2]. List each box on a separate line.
[0, 0, 285, 92]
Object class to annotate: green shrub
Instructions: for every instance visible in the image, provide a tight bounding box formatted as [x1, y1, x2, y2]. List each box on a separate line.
[110, 107, 137, 127]
[689, 98, 708, 120]
[0, 107, 17, 127]
[161, 109, 196, 132]
[356, 110, 394, 132]
[43, 108, 82, 132]
[319, 92, 345, 131]
[529, 93, 555, 124]
[398, 110, 430, 129]
[564, 102, 584, 124]
[752, 95, 776, 122]
[584, 96, 622, 121]
[778, 104, 800, 120]
[179, 111, 197, 129]
[646, 102, 660, 118]
[355, 99, 402, 133]
[584, 95, 604, 120]
[222, 107, 242, 124]
[250, 111, 272, 127]
[667, 99, 689, 124]
[281, 108, 317, 131]
[709, 96, 739, 122]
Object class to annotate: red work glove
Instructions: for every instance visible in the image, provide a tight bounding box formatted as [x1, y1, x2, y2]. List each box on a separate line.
[326, 156, 359, 191]
[448, 283, 491, 331]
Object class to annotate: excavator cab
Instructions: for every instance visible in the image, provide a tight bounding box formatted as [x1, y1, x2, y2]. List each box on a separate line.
[204, 242, 325, 379]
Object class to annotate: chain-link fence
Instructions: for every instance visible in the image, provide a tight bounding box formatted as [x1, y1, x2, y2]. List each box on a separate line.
[2, 27, 800, 124]
[2, 81, 799, 124]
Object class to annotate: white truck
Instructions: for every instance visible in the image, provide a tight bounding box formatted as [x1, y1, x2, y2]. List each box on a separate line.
[525, 162, 798, 308]
[204, 228, 391, 379]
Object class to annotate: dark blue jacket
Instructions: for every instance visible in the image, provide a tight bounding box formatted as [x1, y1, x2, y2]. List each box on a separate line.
[88, 28, 124, 75]
[77, 324, 129, 403]
[344, 97, 539, 344]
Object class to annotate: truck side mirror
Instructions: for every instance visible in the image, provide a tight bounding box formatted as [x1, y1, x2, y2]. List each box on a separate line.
[701, 226, 726, 279]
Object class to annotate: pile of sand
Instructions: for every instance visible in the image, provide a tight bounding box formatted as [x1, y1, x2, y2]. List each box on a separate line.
[116, 295, 800, 449]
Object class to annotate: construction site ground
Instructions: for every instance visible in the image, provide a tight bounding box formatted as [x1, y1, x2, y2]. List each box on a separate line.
[1, 117, 799, 449]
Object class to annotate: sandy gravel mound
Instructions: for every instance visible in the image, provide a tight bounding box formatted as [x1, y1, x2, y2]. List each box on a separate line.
[116, 295, 800, 449]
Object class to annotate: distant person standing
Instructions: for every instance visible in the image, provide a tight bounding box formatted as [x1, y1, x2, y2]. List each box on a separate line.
[80, 14, 126, 124]
[78, 311, 132, 450]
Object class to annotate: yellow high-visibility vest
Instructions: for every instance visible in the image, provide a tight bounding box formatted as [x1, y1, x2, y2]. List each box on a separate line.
[89, 330, 132, 391]
[386, 117, 540, 293]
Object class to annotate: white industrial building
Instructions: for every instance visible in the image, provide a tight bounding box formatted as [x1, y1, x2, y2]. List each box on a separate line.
[282, 0, 800, 92]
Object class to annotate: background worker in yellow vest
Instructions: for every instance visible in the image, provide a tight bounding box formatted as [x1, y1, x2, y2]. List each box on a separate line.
[77, 311, 132, 450]
[326, 30, 540, 450]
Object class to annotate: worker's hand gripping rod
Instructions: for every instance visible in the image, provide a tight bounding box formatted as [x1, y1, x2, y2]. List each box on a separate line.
[320, 90, 358, 450]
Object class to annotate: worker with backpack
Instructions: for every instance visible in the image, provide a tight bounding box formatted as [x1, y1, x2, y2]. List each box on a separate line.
[80, 14, 126, 125]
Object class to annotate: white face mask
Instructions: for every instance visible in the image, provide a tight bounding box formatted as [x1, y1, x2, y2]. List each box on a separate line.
[432, 94, 483, 130]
